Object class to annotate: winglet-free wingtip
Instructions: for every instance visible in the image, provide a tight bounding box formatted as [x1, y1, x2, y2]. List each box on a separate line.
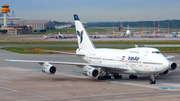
[74, 14, 80, 21]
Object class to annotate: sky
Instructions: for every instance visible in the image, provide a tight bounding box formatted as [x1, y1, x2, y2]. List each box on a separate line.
[3, 0, 180, 22]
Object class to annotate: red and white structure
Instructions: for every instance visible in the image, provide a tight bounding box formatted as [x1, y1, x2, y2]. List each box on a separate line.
[168, 22, 169, 34]
[113, 21, 114, 35]
[142, 22, 143, 32]
[68, 21, 69, 34]
[158, 17, 160, 36]
[120, 18, 123, 36]
[145, 22, 146, 34]
[153, 21, 155, 35]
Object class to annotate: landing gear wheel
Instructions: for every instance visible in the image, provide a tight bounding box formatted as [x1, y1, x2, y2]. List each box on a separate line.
[114, 73, 118, 79]
[153, 80, 156, 84]
[134, 75, 137, 79]
[149, 79, 156, 84]
[108, 76, 111, 79]
[104, 75, 111, 79]
[98, 76, 106, 80]
[114, 73, 122, 79]
[129, 74, 138, 79]
[149, 75, 156, 84]
[119, 75, 122, 79]
[149, 79, 153, 84]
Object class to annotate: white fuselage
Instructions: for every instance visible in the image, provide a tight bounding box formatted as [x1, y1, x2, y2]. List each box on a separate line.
[77, 47, 169, 75]
[126, 30, 131, 35]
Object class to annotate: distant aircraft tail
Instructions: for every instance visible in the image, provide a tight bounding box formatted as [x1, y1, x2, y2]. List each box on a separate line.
[74, 14, 95, 50]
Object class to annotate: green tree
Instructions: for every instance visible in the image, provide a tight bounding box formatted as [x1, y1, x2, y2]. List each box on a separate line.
[40, 29, 46, 33]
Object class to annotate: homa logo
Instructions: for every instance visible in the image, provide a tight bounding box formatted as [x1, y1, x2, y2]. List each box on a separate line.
[128, 56, 139, 61]
[121, 56, 125, 60]
[77, 30, 83, 44]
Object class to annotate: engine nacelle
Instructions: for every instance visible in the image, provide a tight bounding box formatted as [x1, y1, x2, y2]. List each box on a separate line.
[41, 62, 56, 74]
[83, 66, 99, 78]
[159, 69, 169, 76]
[168, 61, 177, 70]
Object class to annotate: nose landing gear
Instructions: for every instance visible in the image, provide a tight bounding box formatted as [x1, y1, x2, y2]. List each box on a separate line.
[149, 74, 156, 84]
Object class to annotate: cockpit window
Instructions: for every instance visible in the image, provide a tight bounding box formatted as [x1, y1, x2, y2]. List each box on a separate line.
[152, 51, 161, 54]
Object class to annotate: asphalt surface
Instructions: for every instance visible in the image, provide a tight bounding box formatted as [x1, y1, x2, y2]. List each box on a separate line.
[1, 49, 180, 100]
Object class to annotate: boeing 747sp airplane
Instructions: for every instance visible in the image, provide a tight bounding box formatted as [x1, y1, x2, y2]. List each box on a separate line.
[5, 14, 177, 84]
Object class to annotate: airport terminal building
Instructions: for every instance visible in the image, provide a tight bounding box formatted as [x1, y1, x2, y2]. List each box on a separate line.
[0, 26, 32, 34]
[0, 20, 56, 34]
[16, 20, 55, 30]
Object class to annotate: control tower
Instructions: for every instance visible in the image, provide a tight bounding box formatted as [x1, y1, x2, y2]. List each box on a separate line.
[1, 3, 10, 27]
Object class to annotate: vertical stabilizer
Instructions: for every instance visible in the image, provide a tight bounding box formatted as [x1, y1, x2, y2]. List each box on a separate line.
[74, 14, 95, 50]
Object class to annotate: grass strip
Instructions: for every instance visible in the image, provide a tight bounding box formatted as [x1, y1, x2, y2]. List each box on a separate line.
[1, 47, 180, 54]
[1, 40, 180, 45]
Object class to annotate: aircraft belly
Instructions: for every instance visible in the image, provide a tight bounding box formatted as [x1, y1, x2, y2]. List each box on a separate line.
[107, 69, 137, 74]
[135, 70, 160, 75]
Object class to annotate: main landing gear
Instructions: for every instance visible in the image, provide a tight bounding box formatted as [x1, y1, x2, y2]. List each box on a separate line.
[149, 75, 156, 84]
[97, 73, 122, 80]
[129, 74, 137, 79]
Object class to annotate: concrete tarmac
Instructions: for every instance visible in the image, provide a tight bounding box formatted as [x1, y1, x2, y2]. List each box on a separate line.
[1, 49, 180, 100]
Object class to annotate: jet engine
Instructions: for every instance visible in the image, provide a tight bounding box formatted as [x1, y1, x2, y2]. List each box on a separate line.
[83, 66, 99, 78]
[168, 61, 177, 70]
[159, 69, 169, 76]
[41, 62, 56, 74]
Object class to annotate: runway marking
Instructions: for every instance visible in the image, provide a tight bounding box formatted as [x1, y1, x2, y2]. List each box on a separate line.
[0, 61, 7, 66]
[68, 71, 83, 73]
[0, 86, 53, 99]
[107, 80, 180, 91]
[0, 91, 16, 95]
[116, 95, 180, 101]
[30, 66, 42, 68]
[160, 87, 175, 89]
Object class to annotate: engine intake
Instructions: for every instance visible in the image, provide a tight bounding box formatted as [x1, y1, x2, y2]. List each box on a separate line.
[87, 69, 99, 77]
[83, 66, 99, 78]
[169, 61, 177, 70]
[41, 62, 56, 74]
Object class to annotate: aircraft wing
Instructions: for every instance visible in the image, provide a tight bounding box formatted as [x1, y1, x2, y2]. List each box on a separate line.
[41, 50, 85, 56]
[165, 56, 175, 59]
[5, 59, 127, 71]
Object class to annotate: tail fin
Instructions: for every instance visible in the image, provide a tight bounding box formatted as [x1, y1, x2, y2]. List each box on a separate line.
[127, 24, 129, 30]
[74, 14, 95, 50]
